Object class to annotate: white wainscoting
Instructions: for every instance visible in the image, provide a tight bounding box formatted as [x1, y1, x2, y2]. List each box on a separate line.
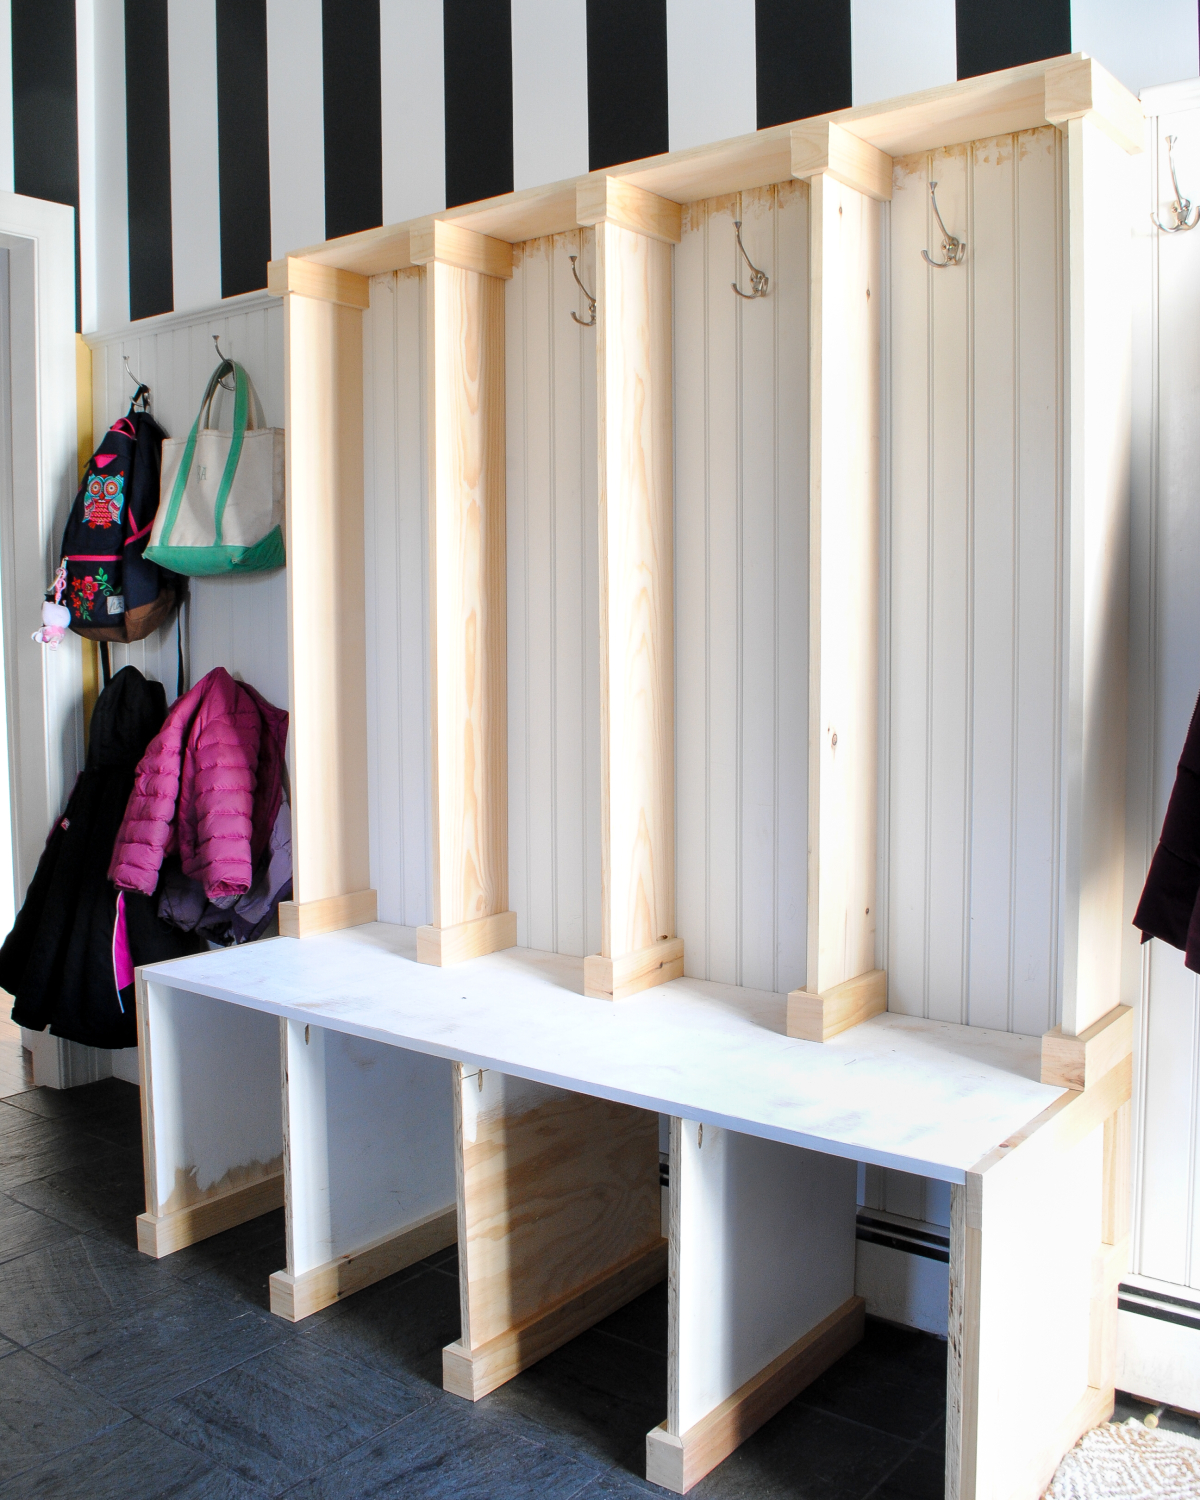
[362, 268, 432, 929]
[1127, 84, 1200, 1305]
[674, 182, 810, 993]
[87, 292, 290, 714]
[884, 127, 1065, 1037]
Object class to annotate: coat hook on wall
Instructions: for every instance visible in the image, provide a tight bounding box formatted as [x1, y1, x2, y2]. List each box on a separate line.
[921, 181, 966, 268]
[122, 354, 151, 411]
[1152, 135, 1199, 232]
[212, 333, 236, 389]
[732, 219, 769, 299]
[568, 254, 596, 327]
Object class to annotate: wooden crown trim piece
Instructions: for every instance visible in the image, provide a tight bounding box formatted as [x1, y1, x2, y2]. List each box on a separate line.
[791, 121, 893, 201]
[266, 255, 371, 308]
[576, 176, 683, 244]
[408, 219, 514, 279]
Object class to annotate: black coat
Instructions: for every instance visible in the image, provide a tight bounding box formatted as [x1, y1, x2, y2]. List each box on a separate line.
[0, 666, 203, 1048]
[1134, 686, 1200, 972]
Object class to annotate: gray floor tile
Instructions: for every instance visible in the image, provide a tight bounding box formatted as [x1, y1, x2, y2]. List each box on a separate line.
[0, 1336, 16, 1359]
[570, 1471, 667, 1498]
[144, 1332, 434, 1494]
[479, 1323, 667, 1467]
[288, 1399, 604, 1499]
[0, 1415, 267, 1498]
[7, 1144, 147, 1244]
[688, 1403, 911, 1500]
[301, 1264, 462, 1388]
[167, 1209, 287, 1285]
[870, 1440, 944, 1499]
[0, 1231, 185, 1345]
[0, 1348, 130, 1483]
[797, 1322, 946, 1443]
[0, 1108, 120, 1190]
[0, 1189, 76, 1265]
[1, 1079, 143, 1149]
[32, 1284, 293, 1416]
[589, 1282, 668, 1357]
[186, 1216, 289, 1313]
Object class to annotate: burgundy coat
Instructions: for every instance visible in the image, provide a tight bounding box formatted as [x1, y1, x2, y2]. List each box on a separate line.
[1134, 686, 1200, 972]
[109, 667, 288, 902]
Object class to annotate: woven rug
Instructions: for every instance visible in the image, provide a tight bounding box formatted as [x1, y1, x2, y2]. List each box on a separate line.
[1044, 1418, 1200, 1498]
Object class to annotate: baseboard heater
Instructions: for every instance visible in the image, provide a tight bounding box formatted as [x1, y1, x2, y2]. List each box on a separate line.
[855, 1212, 949, 1264]
[1118, 1282, 1200, 1333]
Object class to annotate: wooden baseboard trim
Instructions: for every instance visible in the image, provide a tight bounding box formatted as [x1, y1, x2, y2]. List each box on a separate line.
[269, 1204, 457, 1322]
[443, 1238, 667, 1401]
[584, 938, 685, 1001]
[417, 911, 517, 966]
[136, 1172, 284, 1258]
[278, 889, 378, 939]
[1041, 1005, 1133, 1090]
[786, 971, 886, 1042]
[1016, 1383, 1114, 1500]
[645, 1295, 865, 1493]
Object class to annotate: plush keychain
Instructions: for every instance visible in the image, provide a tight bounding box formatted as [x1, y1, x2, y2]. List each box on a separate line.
[33, 563, 71, 649]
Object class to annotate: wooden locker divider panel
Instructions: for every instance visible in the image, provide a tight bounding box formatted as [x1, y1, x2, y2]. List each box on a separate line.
[785, 159, 885, 1039]
[135, 974, 284, 1257]
[271, 1018, 457, 1322]
[579, 179, 682, 1001]
[413, 227, 517, 966]
[268, 256, 377, 937]
[443, 1065, 664, 1400]
[647, 1117, 861, 1493]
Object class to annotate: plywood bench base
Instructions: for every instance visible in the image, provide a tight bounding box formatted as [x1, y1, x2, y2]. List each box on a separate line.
[417, 911, 517, 966]
[443, 1238, 667, 1401]
[269, 1204, 457, 1322]
[646, 1295, 866, 1493]
[787, 971, 886, 1042]
[279, 889, 378, 938]
[584, 938, 685, 1001]
[137, 1172, 285, 1258]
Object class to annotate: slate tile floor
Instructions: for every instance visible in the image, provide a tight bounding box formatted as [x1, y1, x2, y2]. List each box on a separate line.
[0, 1071, 956, 1498]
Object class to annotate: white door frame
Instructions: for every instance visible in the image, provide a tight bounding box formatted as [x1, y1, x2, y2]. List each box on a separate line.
[0, 193, 81, 901]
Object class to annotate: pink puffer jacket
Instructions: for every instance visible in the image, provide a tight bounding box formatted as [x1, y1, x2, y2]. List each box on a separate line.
[108, 667, 289, 901]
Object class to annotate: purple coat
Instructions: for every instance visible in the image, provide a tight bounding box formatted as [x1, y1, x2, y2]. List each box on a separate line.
[109, 667, 288, 901]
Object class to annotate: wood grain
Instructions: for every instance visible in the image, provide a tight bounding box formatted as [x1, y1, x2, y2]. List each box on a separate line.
[593, 218, 678, 982]
[424, 260, 512, 952]
[576, 177, 683, 244]
[443, 1239, 666, 1400]
[1101, 1101, 1131, 1248]
[268, 255, 371, 308]
[1043, 56, 1146, 156]
[787, 969, 887, 1042]
[278, 889, 378, 938]
[806, 172, 880, 997]
[269, 1206, 457, 1321]
[583, 937, 684, 1001]
[137, 1174, 284, 1258]
[409, 219, 514, 280]
[1041, 1004, 1133, 1090]
[284, 292, 372, 906]
[791, 121, 893, 201]
[416, 911, 518, 965]
[646, 1296, 865, 1493]
[452, 1065, 661, 1376]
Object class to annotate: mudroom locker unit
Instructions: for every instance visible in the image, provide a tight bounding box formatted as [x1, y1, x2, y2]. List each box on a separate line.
[133, 53, 1141, 1500]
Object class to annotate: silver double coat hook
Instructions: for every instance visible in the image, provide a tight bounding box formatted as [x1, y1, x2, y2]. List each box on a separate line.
[922, 180, 966, 268]
[1152, 135, 1199, 233]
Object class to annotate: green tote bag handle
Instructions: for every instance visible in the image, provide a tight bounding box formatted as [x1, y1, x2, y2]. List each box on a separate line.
[156, 359, 250, 548]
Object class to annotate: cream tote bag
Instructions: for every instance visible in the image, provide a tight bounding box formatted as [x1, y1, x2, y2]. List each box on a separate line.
[146, 360, 284, 575]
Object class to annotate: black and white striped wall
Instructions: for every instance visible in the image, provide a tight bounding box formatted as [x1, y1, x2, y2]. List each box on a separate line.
[0, 0, 1196, 331]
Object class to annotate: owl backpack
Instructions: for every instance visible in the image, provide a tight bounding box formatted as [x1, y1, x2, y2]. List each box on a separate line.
[44, 399, 181, 644]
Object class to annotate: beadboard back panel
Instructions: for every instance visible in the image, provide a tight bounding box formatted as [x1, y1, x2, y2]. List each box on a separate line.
[506, 233, 601, 957]
[674, 183, 810, 993]
[884, 127, 1065, 1036]
[362, 268, 433, 929]
[1128, 95, 1200, 1293]
[87, 295, 290, 714]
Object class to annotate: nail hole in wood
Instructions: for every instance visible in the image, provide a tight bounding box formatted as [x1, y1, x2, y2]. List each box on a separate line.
[477, 1069, 484, 1092]
[304, 1025, 310, 1045]
[697, 1123, 703, 1148]
[831, 732, 838, 747]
